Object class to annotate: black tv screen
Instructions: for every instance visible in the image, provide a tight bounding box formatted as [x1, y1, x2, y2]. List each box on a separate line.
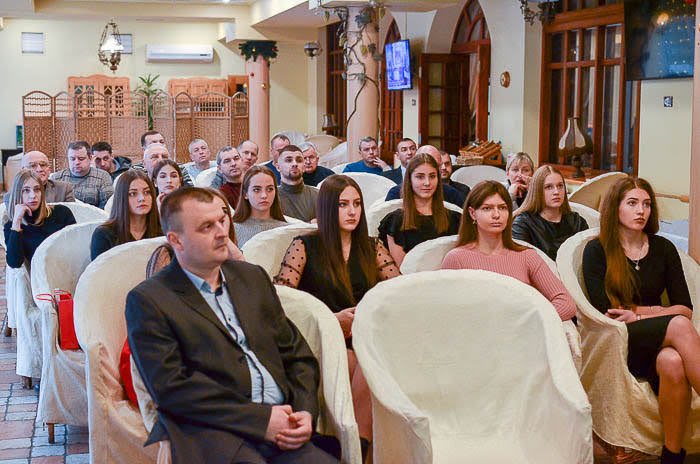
[385, 40, 412, 90]
[625, 0, 695, 81]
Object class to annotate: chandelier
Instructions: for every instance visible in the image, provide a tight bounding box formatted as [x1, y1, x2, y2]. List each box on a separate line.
[98, 18, 124, 73]
[519, 0, 558, 25]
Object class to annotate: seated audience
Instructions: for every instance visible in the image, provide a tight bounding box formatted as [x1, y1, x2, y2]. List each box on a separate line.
[210, 140, 258, 189]
[92, 141, 132, 180]
[343, 136, 389, 175]
[441, 180, 576, 321]
[381, 138, 417, 184]
[384, 145, 468, 208]
[216, 146, 244, 208]
[184, 139, 216, 181]
[132, 130, 193, 186]
[126, 187, 337, 464]
[262, 133, 290, 183]
[512, 165, 588, 261]
[151, 160, 183, 209]
[232, 166, 288, 247]
[275, 175, 400, 460]
[504, 152, 534, 208]
[50, 141, 113, 209]
[582, 177, 698, 463]
[300, 142, 333, 187]
[90, 170, 162, 260]
[277, 145, 319, 222]
[379, 153, 461, 266]
[3, 151, 74, 210]
[438, 151, 470, 198]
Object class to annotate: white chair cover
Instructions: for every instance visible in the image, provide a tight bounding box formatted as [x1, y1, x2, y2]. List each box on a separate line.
[277, 130, 306, 146]
[32, 221, 103, 427]
[569, 201, 600, 229]
[557, 228, 700, 455]
[353, 270, 592, 463]
[242, 223, 317, 278]
[318, 172, 395, 210]
[194, 166, 218, 187]
[0, 202, 16, 331]
[73, 237, 166, 464]
[450, 165, 507, 188]
[365, 199, 462, 237]
[319, 142, 349, 170]
[53, 201, 109, 223]
[331, 162, 350, 175]
[104, 196, 114, 216]
[306, 135, 340, 157]
[568, 172, 628, 211]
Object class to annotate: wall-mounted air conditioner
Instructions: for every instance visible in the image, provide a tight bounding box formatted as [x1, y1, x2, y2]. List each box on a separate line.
[146, 44, 214, 63]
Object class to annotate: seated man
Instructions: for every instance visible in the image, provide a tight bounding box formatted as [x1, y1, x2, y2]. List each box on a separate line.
[126, 187, 336, 464]
[4, 150, 74, 210]
[277, 145, 319, 222]
[217, 146, 244, 207]
[385, 145, 468, 208]
[342, 136, 389, 175]
[92, 141, 132, 180]
[299, 142, 333, 187]
[381, 138, 416, 185]
[132, 130, 193, 186]
[438, 151, 470, 198]
[209, 140, 258, 189]
[50, 141, 113, 208]
[183, 139, 216, 181]
[262, 134, 290, 184]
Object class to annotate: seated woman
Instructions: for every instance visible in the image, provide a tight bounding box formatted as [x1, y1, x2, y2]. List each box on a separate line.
[151, 159, 183, 209]
[232, 165, 287, 247]
[441, 180, 576, 321]
[512, 165, 588, 261]
[378, 153, 461, 267]
[90, 170, 162, 260]
[504, 152, 534, 208]
[582, 177, 699, 463]
[274, 175, 401, 461]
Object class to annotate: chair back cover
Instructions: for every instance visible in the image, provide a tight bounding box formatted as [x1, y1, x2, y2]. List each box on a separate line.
[0, 202, 6, 249]
[51, 201, 108, 223]
[318, 172, 395, 210]
[194, 166, 218, 187]
[331, 162, 349, 174]
[568, 172, 628, 211]
[569, 201, 600, 228]
[242, 223, 317, 278]
[451, 165, 507, 188]
[366, 199, 462, 237]
[103, 196, 114, 216]
[306, 134, 340, 157]
[319, 142, 348, 170]
[353, 270, 592, 463]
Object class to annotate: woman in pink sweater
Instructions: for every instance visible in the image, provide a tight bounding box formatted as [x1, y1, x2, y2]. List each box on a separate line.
[441, 180, 576, 321]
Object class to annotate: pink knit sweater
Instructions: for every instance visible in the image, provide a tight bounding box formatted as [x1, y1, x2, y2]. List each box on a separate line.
[441, 246, 576, 321]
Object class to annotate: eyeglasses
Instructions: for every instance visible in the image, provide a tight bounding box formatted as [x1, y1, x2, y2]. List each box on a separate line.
[27, 162, 49, 169]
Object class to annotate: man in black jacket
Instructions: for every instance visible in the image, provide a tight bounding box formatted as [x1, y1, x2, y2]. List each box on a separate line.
[381, 137, 417, 185]
[126, 187, 337, 464]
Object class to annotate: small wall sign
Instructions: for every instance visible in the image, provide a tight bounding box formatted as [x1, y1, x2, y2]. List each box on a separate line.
[663, 96, 673, 108]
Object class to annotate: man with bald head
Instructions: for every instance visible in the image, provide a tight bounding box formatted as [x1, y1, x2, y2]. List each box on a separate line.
[384, 144, 469, 208]
[131, 130, 193, 186]
[4, 151, 75, 210]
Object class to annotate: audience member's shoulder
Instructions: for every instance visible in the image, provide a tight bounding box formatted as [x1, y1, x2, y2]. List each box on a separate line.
[91, 166, 112, 181]
[50, 203, 73, 217]
[582, 236, 604, 258]
[650, 233, 679, 255]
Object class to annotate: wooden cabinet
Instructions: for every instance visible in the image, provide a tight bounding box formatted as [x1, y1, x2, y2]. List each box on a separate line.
[168, 77, 228, 96]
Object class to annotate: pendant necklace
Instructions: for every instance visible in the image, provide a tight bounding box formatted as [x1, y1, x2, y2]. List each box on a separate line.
[631, 240, 645, 271]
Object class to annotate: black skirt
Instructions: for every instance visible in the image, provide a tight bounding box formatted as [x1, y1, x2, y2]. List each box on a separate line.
[626, 315, 677, 395]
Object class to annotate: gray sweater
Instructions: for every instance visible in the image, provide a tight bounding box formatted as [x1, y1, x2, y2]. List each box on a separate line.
[235, 217, 288, 248]
[277, 183, 318, 222]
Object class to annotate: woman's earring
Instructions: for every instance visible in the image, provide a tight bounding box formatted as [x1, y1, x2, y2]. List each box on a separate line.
[472, 218, 477, 224]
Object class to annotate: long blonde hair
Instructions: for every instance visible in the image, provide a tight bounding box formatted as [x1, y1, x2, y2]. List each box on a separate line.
[515, 165, 572, 216]
[6, 170, 51, 226]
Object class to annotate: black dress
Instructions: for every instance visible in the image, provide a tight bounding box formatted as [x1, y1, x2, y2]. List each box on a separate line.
[378, 208, 461, 254]
[90, 224, 139, 261]
[582, 235, 693, 394]
[512, 211, 589, 261]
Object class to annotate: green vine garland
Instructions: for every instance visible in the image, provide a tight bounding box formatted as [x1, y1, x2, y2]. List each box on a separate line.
[239, 40, 278, 66]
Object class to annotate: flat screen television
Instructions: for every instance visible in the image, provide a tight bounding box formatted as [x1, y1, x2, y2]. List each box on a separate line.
[385, 40, 412, 90]
[625, 0, 695, 81]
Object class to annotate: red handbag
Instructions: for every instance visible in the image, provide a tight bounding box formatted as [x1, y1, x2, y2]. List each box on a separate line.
[36, 290, 80, 350]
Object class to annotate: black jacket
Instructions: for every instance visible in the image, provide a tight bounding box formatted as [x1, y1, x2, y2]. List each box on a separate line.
[512, 211, 589, 261]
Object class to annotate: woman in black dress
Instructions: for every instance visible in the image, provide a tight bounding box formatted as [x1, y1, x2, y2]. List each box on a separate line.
[378, 153, 460, 266]
[582, 177, 699, 464]
[512, 165, 588, 260]
[274, 174, 400, 461]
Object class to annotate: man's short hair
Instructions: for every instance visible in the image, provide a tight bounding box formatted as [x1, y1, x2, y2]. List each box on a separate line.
[160, 187, 216, 234]
[144, 143, 169, 158]
[237, 140, 258, 152]
[216, 146, 236, 165]
[91, 141, 112, 154]
[297, 142, 317, 155]
[141, 130, 163, 148]
[270, 133, 290, 147]
[358, 136, 377, 150]
[188, 138, 208, 153]
[396, 138, 415, 151]
[68, 141, 91, 154]
[278, 145, 302, 158]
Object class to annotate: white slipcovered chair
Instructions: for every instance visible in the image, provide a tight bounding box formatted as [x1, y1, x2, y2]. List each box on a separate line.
[365, 199, 462, 237]
[277, 130, 306, 146]
[450, 165, 507, 188]
[319, 142, 349, 170]
[0, 202, 17, 334]
[73, 237, 167, 464]
[318, 172, 395, 209]
[569, 201, 600, 229]
[194, 166, 218, 187]
[400, 235, 582, 372]
[556, 228, 700, 457]
[32, 221, 103, 441]
[131, 285, 362, 464]
[104, 196, 114, 216]
[306, 134, 341, 157]
[353, 270, 593, 463]
[331, 162, 350, 175]
[242, 223, 317, 278]
[568, 172, 628, 211]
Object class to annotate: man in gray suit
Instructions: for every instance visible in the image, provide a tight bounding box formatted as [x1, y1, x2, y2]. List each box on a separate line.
[4, 151, 74, 210]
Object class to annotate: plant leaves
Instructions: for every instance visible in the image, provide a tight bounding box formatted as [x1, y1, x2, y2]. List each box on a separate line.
[360, 45, 368, 55]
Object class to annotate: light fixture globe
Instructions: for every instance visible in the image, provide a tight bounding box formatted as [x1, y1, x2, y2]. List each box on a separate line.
[98, 18, 123, 73]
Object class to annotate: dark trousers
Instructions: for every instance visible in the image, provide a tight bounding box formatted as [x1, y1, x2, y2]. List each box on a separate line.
[233, 437, 338, 464]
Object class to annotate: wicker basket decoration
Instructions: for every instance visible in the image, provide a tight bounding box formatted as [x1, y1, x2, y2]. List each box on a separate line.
[456, 140, 503, 166]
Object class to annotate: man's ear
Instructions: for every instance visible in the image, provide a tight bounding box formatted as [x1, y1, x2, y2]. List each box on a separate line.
[167, 231, 185, 252]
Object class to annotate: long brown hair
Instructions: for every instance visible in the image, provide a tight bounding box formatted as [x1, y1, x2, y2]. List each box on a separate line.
[456, 180, 526, 251]
[401, 154, 449, 232]
[232, 165, 286, 223]
[103, 170, 162, 245]
[598, 177, 659, 309]
[316, 175, 378, 304]
[515, 165, 572, 216]
[6, 170, 51, 226]
[151, 159, 183, 194]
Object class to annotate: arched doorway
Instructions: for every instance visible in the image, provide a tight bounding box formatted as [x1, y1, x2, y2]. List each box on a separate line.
[419, 0, 490, 154]
[380, 20, 403, 163]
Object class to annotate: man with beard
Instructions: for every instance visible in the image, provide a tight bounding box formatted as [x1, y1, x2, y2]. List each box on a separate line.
[217, 146, 245, 208]
[276, 145, 318, 222]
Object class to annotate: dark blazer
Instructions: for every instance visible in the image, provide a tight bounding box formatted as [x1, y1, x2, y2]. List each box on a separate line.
[381, 167, 403, 185]
[126, 258, 320, 464]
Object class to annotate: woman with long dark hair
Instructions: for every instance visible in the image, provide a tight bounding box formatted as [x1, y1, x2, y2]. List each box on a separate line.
[90, 170, 162, 260]
[512, 165, 588, 260]
[441, 180, 576, 321]
[378, 153, 460, 266]
[151, 159, 183, 209]
[274, 174, 400, 461]
[582, 177, 698, 463]
[232, 165, 287, 247]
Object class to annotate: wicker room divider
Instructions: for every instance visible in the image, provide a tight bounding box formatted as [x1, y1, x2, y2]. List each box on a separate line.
[22, 89, 249, 170]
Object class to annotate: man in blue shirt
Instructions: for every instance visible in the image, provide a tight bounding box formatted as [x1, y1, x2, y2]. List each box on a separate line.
[342, 136, 390, 175]
[262, 133, 290, 183]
